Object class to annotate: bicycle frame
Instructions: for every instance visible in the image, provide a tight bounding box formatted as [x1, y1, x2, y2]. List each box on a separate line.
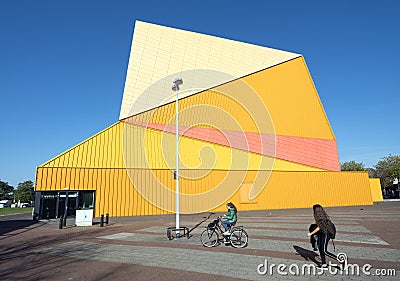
[167, 212, 215, 240]
[208, 217, 238, 240]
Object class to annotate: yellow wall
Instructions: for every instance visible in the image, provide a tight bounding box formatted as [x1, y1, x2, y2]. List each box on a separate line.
[369, 178, 383, 202]
[36, 120, 372, 217]
[36, 167, 373, 217]
[36, 167, 170, 217]
[225, 171, 373, 212]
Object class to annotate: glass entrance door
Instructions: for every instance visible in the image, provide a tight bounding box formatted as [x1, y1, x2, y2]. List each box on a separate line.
[56, 191, 78, 218]
[39, 190, 95, 220]
[66, 191, 78, 216]
[41, 192, 58, 219]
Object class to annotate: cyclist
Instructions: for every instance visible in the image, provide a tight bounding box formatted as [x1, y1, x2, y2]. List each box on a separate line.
[221, 202, 237, 235]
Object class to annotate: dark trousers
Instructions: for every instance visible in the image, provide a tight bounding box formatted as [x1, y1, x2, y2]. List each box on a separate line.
[309, 224, 318, 250]
[318, 231, 338, 264]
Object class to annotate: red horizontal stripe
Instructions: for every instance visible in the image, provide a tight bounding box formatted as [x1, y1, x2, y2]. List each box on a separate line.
[124, 121, 340, 171]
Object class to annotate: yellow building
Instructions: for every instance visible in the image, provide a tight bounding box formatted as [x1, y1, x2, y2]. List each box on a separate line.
[34, 21, 379, 219]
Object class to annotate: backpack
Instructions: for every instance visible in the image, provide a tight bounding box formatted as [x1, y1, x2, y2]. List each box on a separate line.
[328, 220, 336, 239]
[328, 220, 336, 251]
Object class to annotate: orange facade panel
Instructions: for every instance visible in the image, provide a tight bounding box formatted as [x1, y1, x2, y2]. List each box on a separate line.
[124, 57, 335, 141]
[242, 57, 335, 140]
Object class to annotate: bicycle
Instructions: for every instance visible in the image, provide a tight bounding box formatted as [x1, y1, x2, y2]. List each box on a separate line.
[200, 216, 248, 248]
[167, 212, 215, 240]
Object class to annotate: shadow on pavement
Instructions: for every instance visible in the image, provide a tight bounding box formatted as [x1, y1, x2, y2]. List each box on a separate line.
[293, 245, 320, 265]
[0, 217, 111, 280]
[0, 219, 43, 237]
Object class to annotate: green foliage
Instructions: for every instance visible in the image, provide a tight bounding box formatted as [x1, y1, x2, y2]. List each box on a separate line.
[14, 180, 35, 203]
[0, 180, 14, 200]
[340, 161, 366, 171]
[367, 168, 378, 178]
[375, 155, 400, 188]
[0, 207, 32, 215]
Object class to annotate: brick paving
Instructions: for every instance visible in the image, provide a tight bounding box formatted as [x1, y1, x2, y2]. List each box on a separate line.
[1, 202, 399, 280]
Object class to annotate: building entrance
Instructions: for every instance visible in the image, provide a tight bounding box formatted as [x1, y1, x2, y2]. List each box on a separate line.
[37, 190, 95, 220]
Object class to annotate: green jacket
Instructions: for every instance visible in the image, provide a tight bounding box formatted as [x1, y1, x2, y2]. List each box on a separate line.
[224, 208, 237, 224]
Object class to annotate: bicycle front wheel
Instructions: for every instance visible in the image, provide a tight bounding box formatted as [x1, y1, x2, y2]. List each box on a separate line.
[230, 228, 248, 248]
[201, 229, 219, 247]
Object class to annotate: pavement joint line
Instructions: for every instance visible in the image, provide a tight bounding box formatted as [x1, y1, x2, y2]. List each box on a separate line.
[97, 232, 400, 263]
[237, 219, 361, 224]
[138, 226, 390, 246]
[165, 222, 370, 233]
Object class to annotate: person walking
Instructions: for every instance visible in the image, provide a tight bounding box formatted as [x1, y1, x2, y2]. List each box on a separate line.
[307, 204, 341, 267]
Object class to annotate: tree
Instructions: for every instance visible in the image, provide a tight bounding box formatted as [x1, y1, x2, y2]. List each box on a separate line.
[14, 180, 35, 203]
[375, 155, 400, 189]
[340, 161, 366, 171]
[0, 180, 14, 200]
[367, 168, 378, 178]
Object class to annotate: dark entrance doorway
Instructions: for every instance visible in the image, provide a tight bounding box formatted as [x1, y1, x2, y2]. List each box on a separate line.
[56, 191, 78, 218]
[37, 190, 95, 220]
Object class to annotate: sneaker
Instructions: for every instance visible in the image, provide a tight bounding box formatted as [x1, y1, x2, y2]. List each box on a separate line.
[223, 231, 231, 235]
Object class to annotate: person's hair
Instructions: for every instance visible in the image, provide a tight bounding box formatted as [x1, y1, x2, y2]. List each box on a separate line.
[312, 204, 334, 236]
[227, 202, 237, 214]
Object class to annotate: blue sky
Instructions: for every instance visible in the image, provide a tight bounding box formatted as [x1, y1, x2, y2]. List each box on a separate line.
[0, 0, 399, 187]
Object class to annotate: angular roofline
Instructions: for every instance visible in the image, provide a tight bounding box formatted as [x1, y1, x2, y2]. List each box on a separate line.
[38, 121, 121, 167]
[121, 55, 302, 121]
[119, 20, 301, 120]
[136, 20, 301, 55]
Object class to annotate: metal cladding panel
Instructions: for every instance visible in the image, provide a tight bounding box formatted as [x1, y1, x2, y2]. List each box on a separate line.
[36, 168, 373, 217]
[35, 167, 173, 217]
[259, 171, 373, 209]
[212, 171, 373, 212]
[124, 122, 270, 170]
[124, 56, 335, 140]
[242, 57, 335, 140]
[126, 121, 339, 171]
[369, 178, 383, 202]
[120, 21, 300, 119]
[40, 122, 125, 168]
[124, 87, 273, 134]
[122, 122, 325, 171]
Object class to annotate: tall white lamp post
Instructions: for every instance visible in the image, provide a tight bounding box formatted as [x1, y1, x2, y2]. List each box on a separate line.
[172, 77, 183, 236]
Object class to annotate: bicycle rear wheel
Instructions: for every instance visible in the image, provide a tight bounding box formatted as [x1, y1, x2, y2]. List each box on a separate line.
[201, 228, 219, 247]
[230, 228, 248, 248]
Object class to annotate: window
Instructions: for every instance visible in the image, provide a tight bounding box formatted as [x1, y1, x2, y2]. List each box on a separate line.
[78, 191, 95, 209]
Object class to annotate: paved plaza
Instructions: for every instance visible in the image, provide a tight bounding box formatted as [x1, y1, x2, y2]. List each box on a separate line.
[1, 202, 399, 280]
